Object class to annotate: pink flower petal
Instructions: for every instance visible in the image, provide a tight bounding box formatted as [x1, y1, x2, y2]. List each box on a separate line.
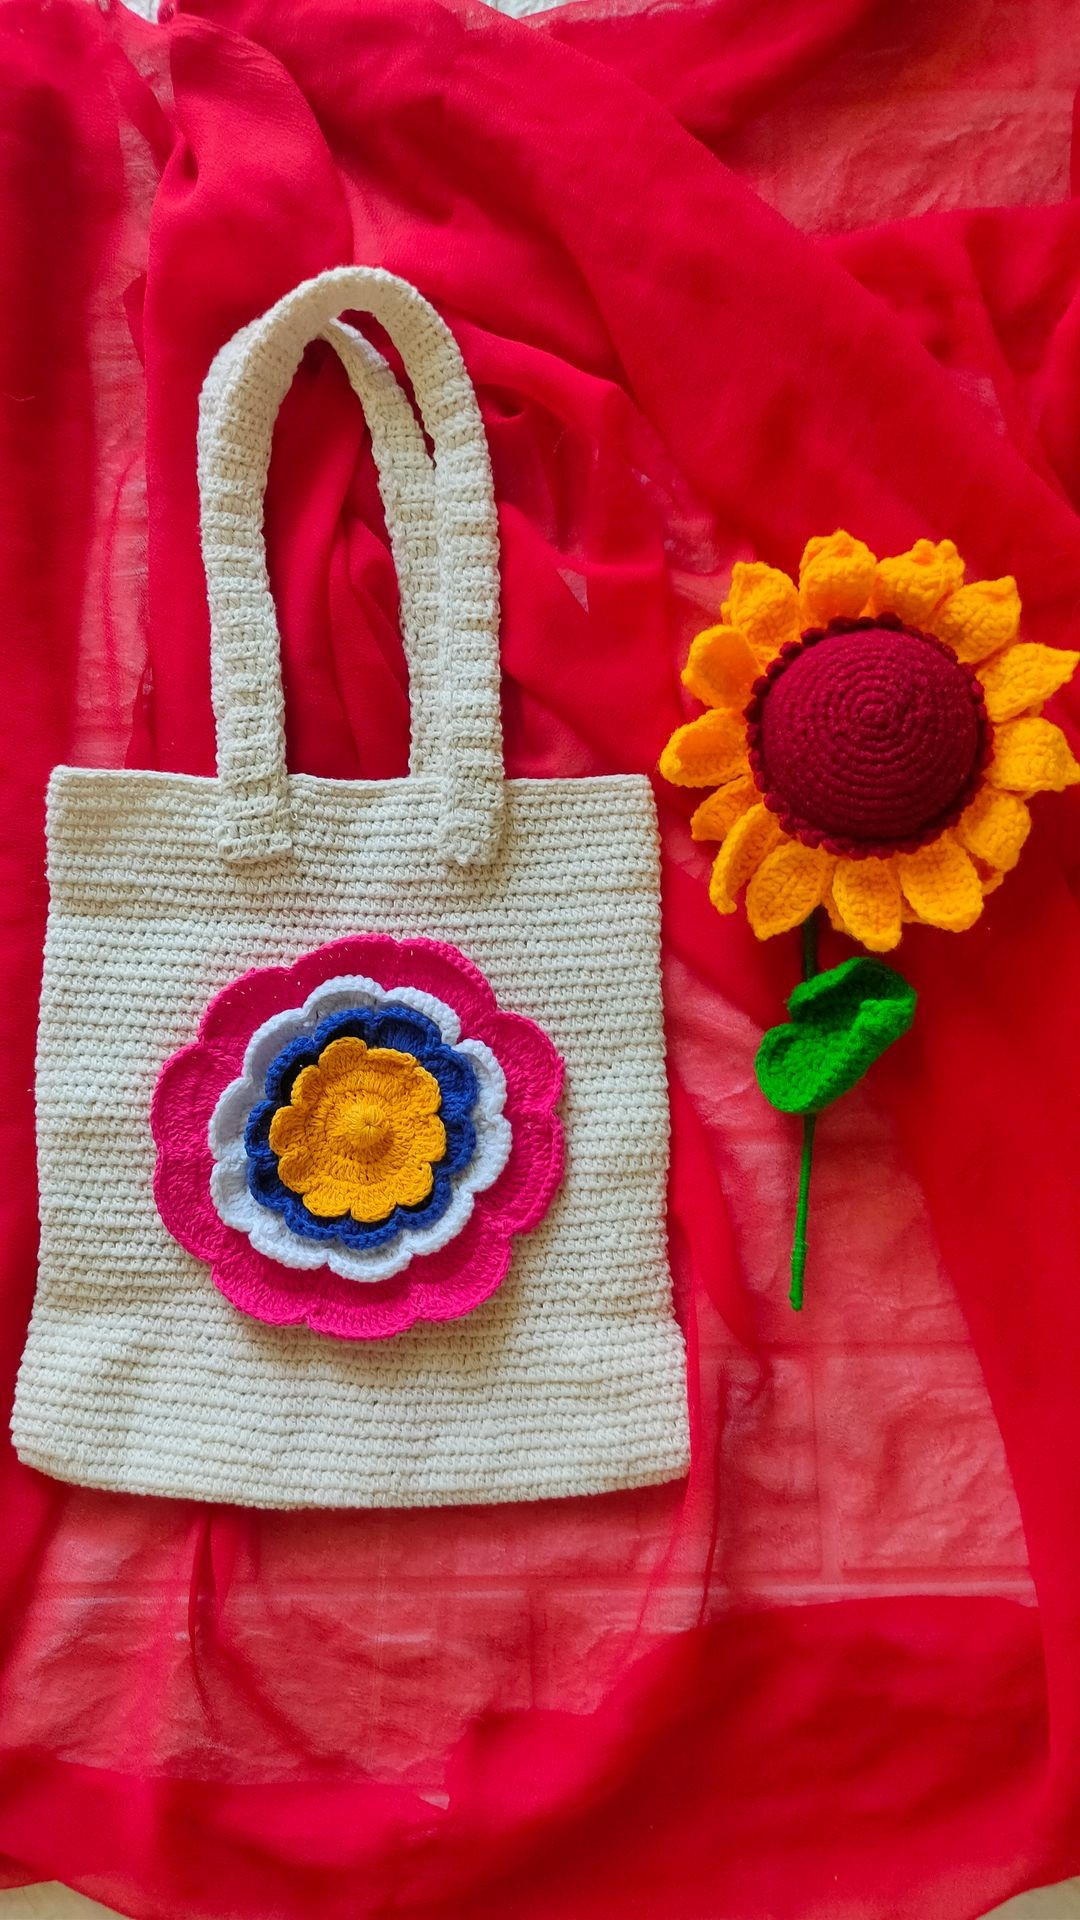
[153, 1146, 223, 1264]
[199, 963, 296, 1047]
[290, 935, 493, 1032]
[211, 1211, 509, 1341]
[403, 1211, 510, 1320]
[473, 1009, 565, 1115]
[212, 1233, 410, 1337]
[151, 1041, 239, 1263]
[481, 1113, 565, 1233]
[150, 1040, 236, 1159]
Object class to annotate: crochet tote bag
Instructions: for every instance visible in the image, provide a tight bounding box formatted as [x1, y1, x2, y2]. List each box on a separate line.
[13, 266, 689, 1511]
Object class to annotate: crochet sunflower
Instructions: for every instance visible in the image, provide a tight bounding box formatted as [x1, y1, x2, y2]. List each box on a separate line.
[662, 531, 1080, 1309]
[660, 531, 1080, 952]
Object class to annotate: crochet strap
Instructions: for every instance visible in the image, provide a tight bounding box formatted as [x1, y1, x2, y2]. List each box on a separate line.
[197, 267, 505, 865]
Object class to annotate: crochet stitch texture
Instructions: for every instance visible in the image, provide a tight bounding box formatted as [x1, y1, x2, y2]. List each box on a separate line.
[662, 530, 1080, 949]
[270, 1039, 447, 1220]
[155, 936, 564, 1333]
[14, 267, 688, 1510]
[231, 983, 504, 1265]
[245, 1002, 481, 1249]
[746, 616, 988, 854]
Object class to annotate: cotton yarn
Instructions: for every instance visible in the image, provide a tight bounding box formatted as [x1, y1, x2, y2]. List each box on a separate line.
[746, 615, 988, 855]
[661, 535, 1080, 947]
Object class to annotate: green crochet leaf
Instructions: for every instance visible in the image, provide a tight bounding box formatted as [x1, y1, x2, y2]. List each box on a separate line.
[755, 956, 917, 1117]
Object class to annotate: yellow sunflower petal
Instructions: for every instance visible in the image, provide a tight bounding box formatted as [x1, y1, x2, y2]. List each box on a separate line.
[829, 857, 903, 952]
[930, 576, 1020, 663]
[870, 538, 965, 626]
[988, 716, 1080, 793]
[682, 623, 760, 708]
[956, 787, 1031, 871]
[977, 642, 1079, 722]
[690, 774, 757, 842]
[799, 530, 876, 622]
[745, 841, 832, 939]
[721, 560, 801, 655]
[895, 833, 984, 932]
[659, 708, 748, 787]
[709, 802, 781, 913]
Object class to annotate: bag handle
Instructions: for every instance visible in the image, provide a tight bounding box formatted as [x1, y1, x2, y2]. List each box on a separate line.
[197, 267, 505, 866]
[202, 313, 443, 789]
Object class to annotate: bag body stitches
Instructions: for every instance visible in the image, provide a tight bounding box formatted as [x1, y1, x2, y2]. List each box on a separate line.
[13, 266, 689, 1510]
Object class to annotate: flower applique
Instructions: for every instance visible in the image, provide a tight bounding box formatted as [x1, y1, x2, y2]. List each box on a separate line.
[151, 936, 565, 1339]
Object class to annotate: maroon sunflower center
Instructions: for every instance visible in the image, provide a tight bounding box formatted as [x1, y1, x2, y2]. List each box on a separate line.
[745, 616, 988, 857]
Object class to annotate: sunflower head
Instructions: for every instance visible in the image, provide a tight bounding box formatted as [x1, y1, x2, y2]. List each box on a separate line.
[661, 532, 1080, 950]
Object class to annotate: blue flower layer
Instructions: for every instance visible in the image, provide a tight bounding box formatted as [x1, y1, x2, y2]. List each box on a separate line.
[244, 1004, 479, 1251]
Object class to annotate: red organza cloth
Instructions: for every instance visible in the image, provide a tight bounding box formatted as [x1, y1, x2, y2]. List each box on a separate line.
[2, 1, 1080, 1914]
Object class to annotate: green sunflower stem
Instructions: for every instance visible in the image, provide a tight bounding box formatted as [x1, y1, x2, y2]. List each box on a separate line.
[789, 912, 819, 1311]
[790, 1114, 815, 1311]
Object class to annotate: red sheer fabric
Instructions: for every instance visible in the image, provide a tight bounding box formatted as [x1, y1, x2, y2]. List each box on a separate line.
[2, 1, 1080, 1914]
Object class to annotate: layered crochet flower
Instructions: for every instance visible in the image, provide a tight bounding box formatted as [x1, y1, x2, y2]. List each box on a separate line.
[151, 936, 564, 1339]
[661, 531, 1080, 949]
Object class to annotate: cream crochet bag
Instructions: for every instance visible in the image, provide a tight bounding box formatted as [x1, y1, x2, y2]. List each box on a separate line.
[13, 267, 689, 1510]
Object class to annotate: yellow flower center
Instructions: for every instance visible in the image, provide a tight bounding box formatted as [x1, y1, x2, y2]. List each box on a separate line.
[268, 1036, 447, 1223]
[333, 1097, 394, 1158]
